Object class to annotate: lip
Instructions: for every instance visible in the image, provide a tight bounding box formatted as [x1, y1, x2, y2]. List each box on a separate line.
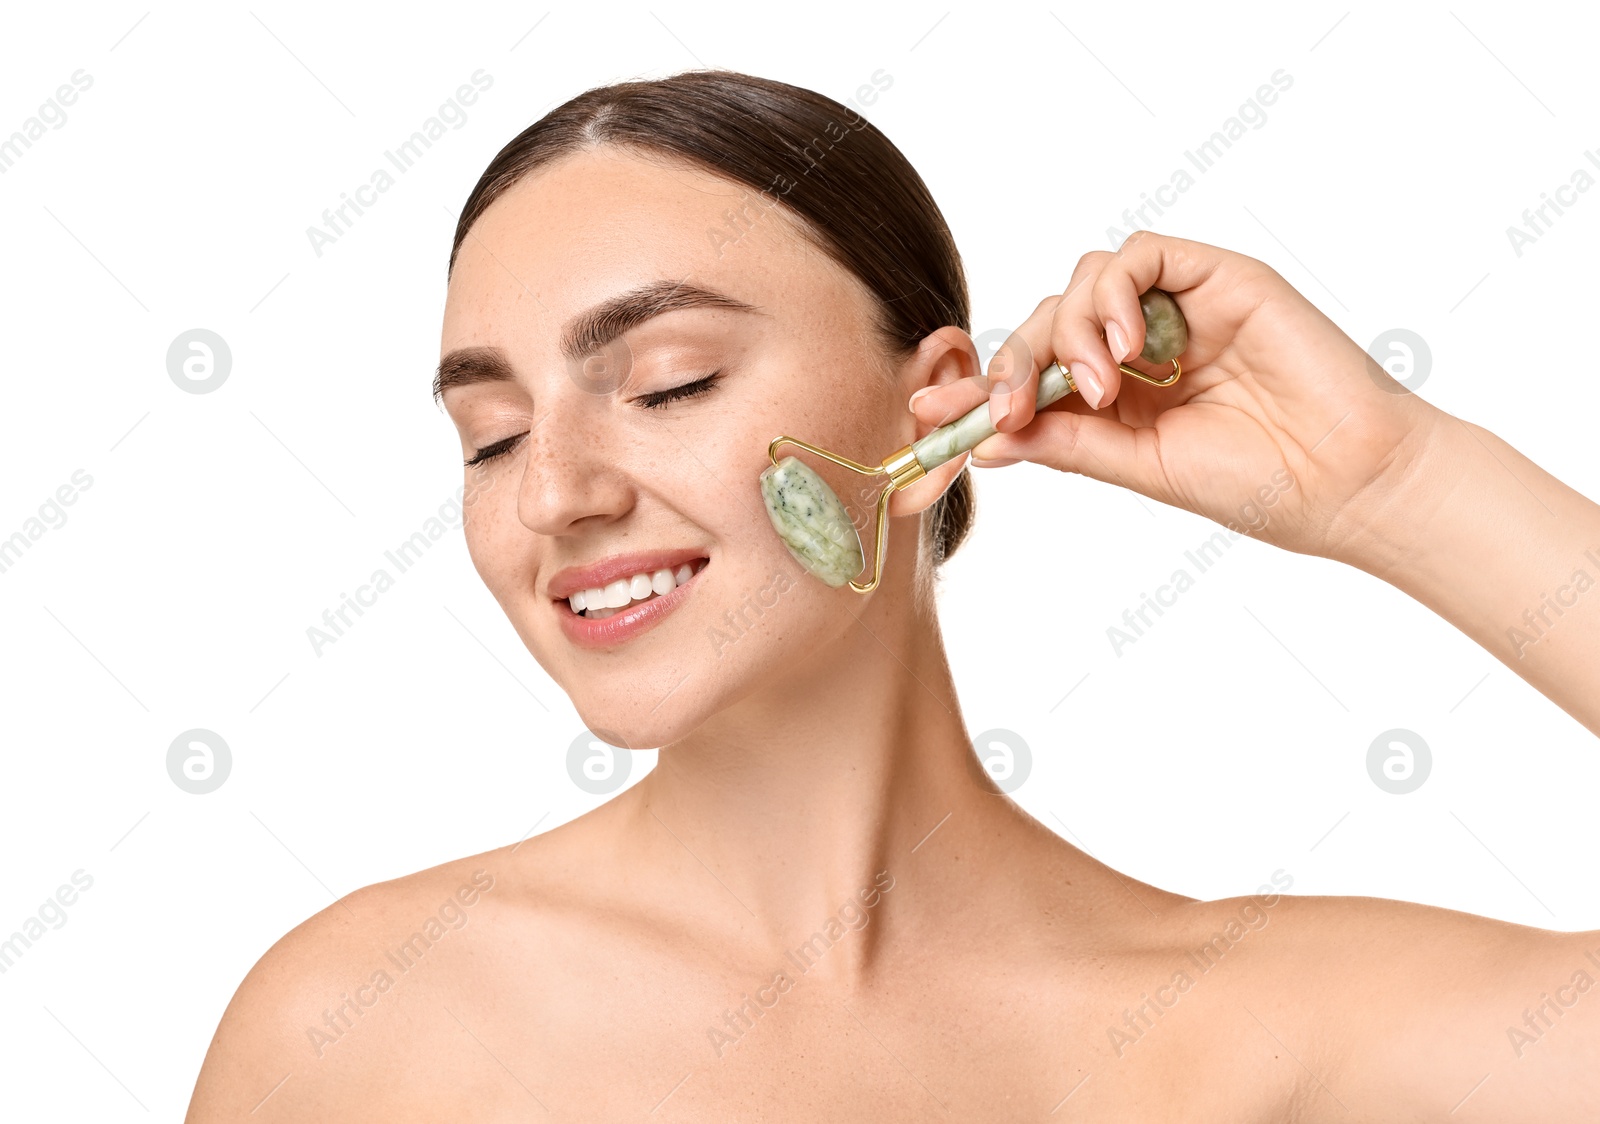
[556, 557, 707, 650]
[548, 547, 710, 600]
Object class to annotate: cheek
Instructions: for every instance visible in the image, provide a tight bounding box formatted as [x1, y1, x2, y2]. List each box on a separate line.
[462, 486, 530, 599]
[700, 565, 863, 699]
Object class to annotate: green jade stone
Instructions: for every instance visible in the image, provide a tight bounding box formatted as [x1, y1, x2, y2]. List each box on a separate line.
[1137, 287, 1188, 368]
[759, 456, 865, 587]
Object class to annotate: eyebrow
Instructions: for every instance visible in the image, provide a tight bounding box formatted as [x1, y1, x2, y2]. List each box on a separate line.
[433, 279, 761, 402]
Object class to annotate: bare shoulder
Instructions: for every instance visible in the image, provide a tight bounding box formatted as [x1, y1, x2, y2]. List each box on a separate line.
[1156, 887, 1598, 1122]
[183, 845, 521, 1122]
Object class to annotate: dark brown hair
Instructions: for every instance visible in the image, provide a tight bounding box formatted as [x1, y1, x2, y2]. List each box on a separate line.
[449, 69, 976, 566]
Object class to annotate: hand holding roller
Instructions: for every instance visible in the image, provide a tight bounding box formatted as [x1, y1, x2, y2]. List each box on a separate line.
[759, 287, 1189, 592]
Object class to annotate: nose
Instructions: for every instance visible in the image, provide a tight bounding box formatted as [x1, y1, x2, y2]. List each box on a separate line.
[514, 402, 634, 536]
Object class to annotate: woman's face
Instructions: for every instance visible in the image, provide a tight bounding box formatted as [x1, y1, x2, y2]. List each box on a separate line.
[439, 147, 925, 748]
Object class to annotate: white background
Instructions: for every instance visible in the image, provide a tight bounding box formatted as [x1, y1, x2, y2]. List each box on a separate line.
[2, 1, 1597, 1116]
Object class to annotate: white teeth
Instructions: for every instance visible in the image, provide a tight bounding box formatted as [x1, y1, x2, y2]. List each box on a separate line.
[572, 559, 706, 618]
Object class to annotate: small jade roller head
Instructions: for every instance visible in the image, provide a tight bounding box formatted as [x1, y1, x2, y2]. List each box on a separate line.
[758, 456, 865, 588]
[760, 287, 1190, 592]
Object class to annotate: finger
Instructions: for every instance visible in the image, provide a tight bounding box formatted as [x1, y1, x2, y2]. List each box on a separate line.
[989, 250, 1120, 431]
[1049, 261, 1125, 412]
[914, 363, 1098, 446]
[1095, 229, 1226, 363]
[910, 376, 991, 428]
[986, 294, 1058, 434]
[970, 409, 1162, 500]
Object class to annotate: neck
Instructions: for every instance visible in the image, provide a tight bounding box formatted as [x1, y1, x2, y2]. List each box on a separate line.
[613, 561, 1034, 980]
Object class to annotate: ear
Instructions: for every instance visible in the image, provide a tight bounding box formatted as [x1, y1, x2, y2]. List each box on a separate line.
[887, 326, 981, 519]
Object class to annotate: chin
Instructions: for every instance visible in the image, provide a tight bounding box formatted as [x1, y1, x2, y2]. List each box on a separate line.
[568, 690, 711, 754]
[562, 635, 764, 751]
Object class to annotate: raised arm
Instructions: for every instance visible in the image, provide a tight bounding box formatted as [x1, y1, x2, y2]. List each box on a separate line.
[910, 230, 1600, 734]
[1329, 413, 1600, 733]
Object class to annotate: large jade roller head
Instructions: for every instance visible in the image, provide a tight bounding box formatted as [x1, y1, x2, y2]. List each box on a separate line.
[760, 288, 1189, 592]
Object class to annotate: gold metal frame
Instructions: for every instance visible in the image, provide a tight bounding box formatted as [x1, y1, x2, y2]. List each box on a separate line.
[1116, 356, 1183, 388]
[767, 358, 1181, 594]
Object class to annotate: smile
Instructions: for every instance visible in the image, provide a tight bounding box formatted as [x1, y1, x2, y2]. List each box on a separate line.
[551, 552, 710, 649]
[569, 559, 708, 619]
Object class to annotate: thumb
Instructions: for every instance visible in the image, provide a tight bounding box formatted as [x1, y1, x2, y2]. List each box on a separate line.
[971, 410, 1158, 495]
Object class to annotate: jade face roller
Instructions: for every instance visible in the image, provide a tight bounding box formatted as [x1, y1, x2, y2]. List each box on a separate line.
[760, 288, 1190, 592]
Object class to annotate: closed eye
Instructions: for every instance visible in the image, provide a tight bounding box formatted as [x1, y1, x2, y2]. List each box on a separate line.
[635, 370, 723, 410]
[464, 433, 524, 467]
[463, 370, 725, 466]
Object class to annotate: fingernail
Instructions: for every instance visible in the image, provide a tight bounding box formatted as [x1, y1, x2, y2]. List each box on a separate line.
[988, 392, 1012, 429]
[971, 455, 1020, 468]
[1072, 365, 1104, 409]
[907, 386, 934, 414]
[1105, 321, 1130, 364]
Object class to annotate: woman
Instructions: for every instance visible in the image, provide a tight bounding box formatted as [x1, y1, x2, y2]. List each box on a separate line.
[186, 70, 1600, 1120]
